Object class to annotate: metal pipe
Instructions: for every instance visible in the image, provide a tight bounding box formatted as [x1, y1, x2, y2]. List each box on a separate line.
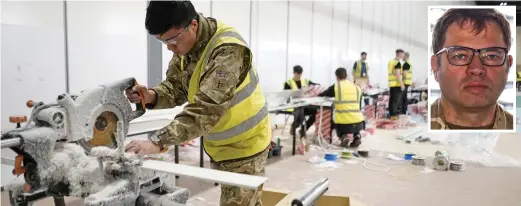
[291, 178, 329, 206]
[1, 138, 22, 149]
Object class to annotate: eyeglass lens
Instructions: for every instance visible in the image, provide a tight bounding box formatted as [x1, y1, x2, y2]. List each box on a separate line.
[447, 47, 506, 66]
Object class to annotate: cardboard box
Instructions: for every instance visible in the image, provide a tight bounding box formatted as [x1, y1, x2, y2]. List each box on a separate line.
[261, 188, 366, 206]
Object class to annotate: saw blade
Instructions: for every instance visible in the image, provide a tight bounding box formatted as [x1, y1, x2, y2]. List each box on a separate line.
[89, 111, 118, 148]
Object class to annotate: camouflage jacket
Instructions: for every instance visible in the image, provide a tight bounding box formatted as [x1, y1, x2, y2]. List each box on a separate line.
[430, 98, 513, 130]
[147, 14, 252, 146]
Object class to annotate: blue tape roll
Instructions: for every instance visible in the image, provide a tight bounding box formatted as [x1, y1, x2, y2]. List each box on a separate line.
[404, 153, 415, 160]
[324, 153, 338, 161]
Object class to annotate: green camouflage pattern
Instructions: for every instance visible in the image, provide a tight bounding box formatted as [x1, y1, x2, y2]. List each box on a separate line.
[210, 148, 268, 206]
[150, 13, 253, 146]
[430, 98, 513, 130]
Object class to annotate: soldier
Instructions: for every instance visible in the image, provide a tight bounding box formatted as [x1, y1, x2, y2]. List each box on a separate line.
[124, 1, 271, 205]
[430, 8, 513, 130]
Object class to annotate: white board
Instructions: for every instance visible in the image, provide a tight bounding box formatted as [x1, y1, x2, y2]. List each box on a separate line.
[142, 160, 268, 189]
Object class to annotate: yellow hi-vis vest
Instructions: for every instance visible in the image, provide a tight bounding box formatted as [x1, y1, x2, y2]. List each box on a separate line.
[403, 61, 413, 85]
[285, 79, 309, 112]
[333, 80, 364, 124]
[186, 22, 271, 162]
[517, 72, 521, 82]
[388, 59, 402, 87]
[354, 60, 369, 78]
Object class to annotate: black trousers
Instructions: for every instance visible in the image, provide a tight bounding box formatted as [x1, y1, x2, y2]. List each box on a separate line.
[335, 121, 365, 139]
[398, 85, 410, 115]
[292, 107, 317, 132]
[388, 87, 403, 117]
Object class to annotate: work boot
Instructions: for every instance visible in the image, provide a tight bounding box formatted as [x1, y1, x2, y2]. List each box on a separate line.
[390, 116, 398, 120]
[350, 134, 362, 148]
[340, 135, 350, 148]
[299, 128, 306, 138]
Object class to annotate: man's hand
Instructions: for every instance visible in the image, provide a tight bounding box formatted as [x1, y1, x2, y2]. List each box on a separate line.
[124, 140, 161, 155]
[412, 82, 416, 88]
[125, 85, 156, 104]
[400, 84, 405, 91]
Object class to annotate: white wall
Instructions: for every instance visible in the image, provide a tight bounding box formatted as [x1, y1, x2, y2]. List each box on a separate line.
[1, 1, 67, 186]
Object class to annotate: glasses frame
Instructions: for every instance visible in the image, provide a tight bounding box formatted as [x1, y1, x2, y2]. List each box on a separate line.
[435, 46, 509, 67]
[156, 17, 196, 45]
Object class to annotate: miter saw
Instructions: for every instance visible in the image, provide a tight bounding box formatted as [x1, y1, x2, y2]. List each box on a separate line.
[1, 77, 189, 206]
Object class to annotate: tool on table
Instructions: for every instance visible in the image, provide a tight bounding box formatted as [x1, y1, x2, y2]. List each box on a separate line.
[357, 149, 369, 158]
[433, 150, 451, 171]
[411, 156, 426, 166]
[0, 77, 186, 206]
[449, 161, 465, 171]
[404, 153, 416, 160]
[291, 178, 329, 206]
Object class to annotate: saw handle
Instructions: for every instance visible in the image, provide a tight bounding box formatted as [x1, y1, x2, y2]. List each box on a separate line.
[130, 81, 147, 114]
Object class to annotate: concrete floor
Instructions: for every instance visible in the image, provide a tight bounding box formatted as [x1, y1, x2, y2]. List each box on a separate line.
[2, 123, 521, 206]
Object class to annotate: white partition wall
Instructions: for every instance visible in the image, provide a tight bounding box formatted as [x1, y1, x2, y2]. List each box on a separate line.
[287, 1, 313, 83]
[67, 1, 148, 93]
[1, 0, 67, 186]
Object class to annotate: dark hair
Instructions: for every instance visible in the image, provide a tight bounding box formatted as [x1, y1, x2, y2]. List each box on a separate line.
[335, 68, 347, 80]
[293, 65, 303, 74]
[145, 1, 197, 35]
[361, 52, 367, 56]
[431, 8, 511, 54]
[396, 49, 404, 54]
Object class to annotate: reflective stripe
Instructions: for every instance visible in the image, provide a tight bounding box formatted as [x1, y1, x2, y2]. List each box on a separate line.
[203, 31, 247, 65]
[201, 30, 255, 107]
[230, 69, 258, 107]
[337, 83, 359, 103]
[206, 102, 268, 141]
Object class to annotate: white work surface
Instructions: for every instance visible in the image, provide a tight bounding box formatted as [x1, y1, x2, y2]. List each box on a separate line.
[128, 97, 336, 136]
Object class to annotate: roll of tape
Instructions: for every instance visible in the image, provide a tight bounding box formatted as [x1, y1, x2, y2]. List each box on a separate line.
[357, 149, 369, 158]
[433, 150, 450, 171]
[449, 161, 465, 171]
[411, 156, 426, 166]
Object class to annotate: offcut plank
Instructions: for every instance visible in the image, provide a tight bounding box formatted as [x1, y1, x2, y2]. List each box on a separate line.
[142, 160, 268, 189]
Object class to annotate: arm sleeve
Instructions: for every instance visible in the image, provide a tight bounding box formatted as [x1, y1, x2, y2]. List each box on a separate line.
[318, 85, 335, 97]
[283, 82, 291, 90]
[155, 45, 249, 145]
[394, 62, 402, 69]
[308, 80, 319, 86]
[402, 62, 411, 71]
[148, 56, 188, 109]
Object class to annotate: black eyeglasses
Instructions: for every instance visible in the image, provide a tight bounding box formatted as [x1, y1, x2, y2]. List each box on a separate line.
[435, 46, 508, 66]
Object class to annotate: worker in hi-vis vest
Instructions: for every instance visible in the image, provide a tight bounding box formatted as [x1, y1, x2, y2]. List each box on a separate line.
[399, 52, 413, 115]
[319, 68, 364, 148]
[283, 65, 318, 137]
[353, 52, 369, 86]
[124, 1, 270, 205]
[387, 49, 405, 120]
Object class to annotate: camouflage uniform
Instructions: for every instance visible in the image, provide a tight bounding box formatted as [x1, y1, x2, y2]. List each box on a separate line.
[211, 148, 268, 206]
[145, 13, 268, 205]
[430, 98, 513, 130]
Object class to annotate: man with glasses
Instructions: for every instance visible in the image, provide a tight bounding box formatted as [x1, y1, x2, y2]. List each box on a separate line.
[430, 8, 513, 130]
[124, 1, 271, 205]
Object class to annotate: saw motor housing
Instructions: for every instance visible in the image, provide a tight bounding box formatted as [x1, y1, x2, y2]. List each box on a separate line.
[23, 77, 146, 152]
